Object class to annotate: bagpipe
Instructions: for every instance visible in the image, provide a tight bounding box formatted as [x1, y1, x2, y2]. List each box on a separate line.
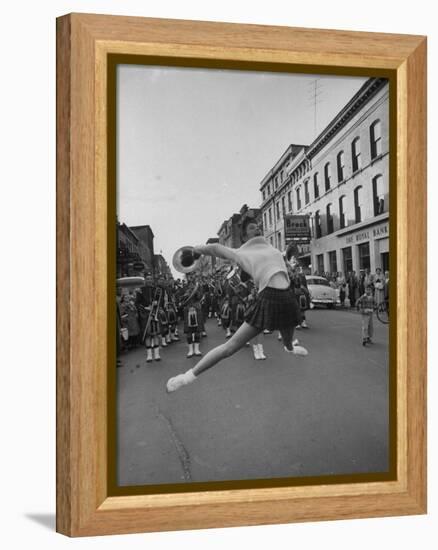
[140, 286, 163, 342]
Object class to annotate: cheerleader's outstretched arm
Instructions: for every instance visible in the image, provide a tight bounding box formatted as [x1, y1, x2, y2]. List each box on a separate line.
[193, 243, 238, 263]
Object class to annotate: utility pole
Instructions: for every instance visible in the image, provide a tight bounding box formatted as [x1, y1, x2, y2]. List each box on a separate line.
[308, 79, 324, 138]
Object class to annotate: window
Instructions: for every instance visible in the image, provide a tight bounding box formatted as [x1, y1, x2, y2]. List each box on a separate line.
[337, 151, 345, 182]
[275, 176, 279, 189]
[304, 180, 310, 204]
[277, 232, 282, 249]
[372, 174, 385, 215]
[315, 210, 322, 238]
[316, 254, 324, 274]
[326, 203, 334, 234]
[328, 250, 337, 273]
[313, 172, 320, 198]
[354, 186, 363, 223]
[262, 189, 266, 201]
[280, 171, 284, 183]
[358, 242, 371, 270]
[287, 191, 292, 211]
[268, 207, 272, 226]
[342, 246, 353, 274]
[282, 196, 286, 215]
[339, 195, 346, 229]
[270, 236, 274, 246]
[370, 120, 382, 159]
[296, 187, 302, 210]
[276, 201, 281, 220]
[351, 137, 361, 172]
[263, 212, 267, 229]
[324, 162, 331, 191]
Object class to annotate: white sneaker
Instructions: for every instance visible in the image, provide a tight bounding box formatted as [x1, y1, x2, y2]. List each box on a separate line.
[292, 338, 299, 346]
[257, 344, 266, 360]
[301, 320, 308, 329]
[166, 371, 196, 393]
[154, 347, 161, 361]
[253, 344, 261, 360]
[187, 344, 194, 358]
[146, 349, 153, 362]
[161, 338, 168, 347]
[284, 345, 308, 356]
[277, 333, 282, 340]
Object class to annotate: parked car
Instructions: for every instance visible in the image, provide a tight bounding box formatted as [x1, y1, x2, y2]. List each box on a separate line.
[305, 276, 337, 308]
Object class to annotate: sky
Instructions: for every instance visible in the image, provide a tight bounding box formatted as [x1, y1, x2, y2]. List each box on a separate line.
[117, 65, 367, 277]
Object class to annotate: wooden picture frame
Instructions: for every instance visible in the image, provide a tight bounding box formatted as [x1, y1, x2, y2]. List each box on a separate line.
[56, 13, 427, 537]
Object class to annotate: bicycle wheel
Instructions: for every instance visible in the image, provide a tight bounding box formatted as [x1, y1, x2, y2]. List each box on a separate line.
[376, 302, 389, 324]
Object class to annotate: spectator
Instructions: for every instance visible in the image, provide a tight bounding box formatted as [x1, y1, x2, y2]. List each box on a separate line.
[356, 285, 376, 346]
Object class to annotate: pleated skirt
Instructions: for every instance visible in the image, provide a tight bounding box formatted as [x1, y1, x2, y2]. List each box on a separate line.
[244, 286, 300, 331]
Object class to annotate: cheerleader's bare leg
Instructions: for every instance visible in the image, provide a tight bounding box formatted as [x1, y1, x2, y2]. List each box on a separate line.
[166, 322, 261, 392]
[280, 326, 308, 356]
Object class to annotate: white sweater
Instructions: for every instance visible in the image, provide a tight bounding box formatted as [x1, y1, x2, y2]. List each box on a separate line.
[206, 237, 289, 292]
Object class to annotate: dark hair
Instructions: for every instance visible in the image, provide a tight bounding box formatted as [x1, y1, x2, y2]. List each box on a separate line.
[241, 217, 257, 239]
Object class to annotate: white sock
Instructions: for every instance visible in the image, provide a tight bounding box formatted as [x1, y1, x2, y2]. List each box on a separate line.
[185, 369, 197, 382]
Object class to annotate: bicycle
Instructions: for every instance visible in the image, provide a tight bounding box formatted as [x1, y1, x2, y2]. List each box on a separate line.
[375, 298, 389, 324]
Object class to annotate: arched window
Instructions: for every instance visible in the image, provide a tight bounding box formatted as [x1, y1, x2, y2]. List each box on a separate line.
[337, 151, 345, 182]
[351, 137, 361, 172]
[326, 203, 334, 234]
[304, 180, 310, 204]
[324, 162, 331, 191]
[370, 120, 382, 159]
[315, 210, 322, 238]
[296, 187, 302, 210]
[339, 195, 346, 229]
[354, 186, 363, 223]
[372, 174, 385, 215]
[287, 190, 292, 211]
[313, 172, 320, 199]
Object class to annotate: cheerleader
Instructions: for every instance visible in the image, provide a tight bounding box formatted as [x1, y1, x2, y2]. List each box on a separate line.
[167, 218, 307, 392]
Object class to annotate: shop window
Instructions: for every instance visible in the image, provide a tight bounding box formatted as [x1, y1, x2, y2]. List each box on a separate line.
[358, 242, 370, 270]
[316, 254, 324, 274]
[342, 246, 353, 274]
[328, 250, 337, 274]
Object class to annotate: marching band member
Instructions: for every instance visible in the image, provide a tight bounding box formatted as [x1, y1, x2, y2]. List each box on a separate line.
[167, 218, 307, 392]
[136, 273, 162, 362]
[182, 277, 204, 358]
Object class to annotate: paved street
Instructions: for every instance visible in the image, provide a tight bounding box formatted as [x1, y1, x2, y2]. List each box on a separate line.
[117, 307, 389, 487]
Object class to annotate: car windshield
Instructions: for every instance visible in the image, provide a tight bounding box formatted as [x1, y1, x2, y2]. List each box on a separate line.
[307, 278, 330, 287]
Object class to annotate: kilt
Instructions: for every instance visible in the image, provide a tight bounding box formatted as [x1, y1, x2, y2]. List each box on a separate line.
[244, 286, 300, 331]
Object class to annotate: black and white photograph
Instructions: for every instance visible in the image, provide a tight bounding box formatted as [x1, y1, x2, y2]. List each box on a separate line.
[115, 64, 390, 488]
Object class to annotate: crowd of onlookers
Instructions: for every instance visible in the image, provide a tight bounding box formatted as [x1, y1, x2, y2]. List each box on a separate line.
[311, 267, 389, 307]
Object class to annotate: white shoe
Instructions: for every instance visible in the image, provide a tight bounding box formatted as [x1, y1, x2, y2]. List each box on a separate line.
[146, 348, 153, 362]
[187, 344, 194, 358]
[292, 338, 299, 346]
[161, 337, 168, 347]
[277, 333, 282, 340]
[284, 345, 308, 356]
[194, 343, 202, 356]
[154, 347, 161, 361]
[257, 344, 266, 360]
[301, 320, 308, 329]
[253, 344, 261, 360]
[166, 370, 196, 393]
[226, 328, 232, 338]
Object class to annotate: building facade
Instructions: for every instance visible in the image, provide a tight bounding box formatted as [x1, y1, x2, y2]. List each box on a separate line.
[260, 78, 389, 276]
